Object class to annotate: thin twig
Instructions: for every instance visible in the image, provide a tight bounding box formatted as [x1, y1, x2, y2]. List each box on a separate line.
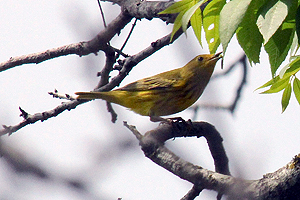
[112, 47, 130, 58]
[229, 54, 247, 113]
[48, 89, 76, 100]
[115, 18, 138, 59]
[96, 46, 116, 89]
[0, 101, 83, 136]
[0, 27, 185, 136]
[95, 46, 118, 122]
[121, 18, 137, 52]
[123, 121, 142, 140]
[97, 0, 107, 28]
[181, 185, 203, 200]
[94, 29, 184, 92]
[106, 101, 118, 123]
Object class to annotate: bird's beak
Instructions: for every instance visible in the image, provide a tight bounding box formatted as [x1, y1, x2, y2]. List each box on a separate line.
[210, 52, 223, 60]
[208, 52, 223, 62]
[209, 52, 223, 69]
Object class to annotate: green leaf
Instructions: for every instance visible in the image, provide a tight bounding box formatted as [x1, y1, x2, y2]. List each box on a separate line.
[203, 0, 226, 53]
[258, 53, 300, 93]
[159, 0, 193, 14]
[257, 0, 291, 45]
[282, 56, 300, 78]
[236, 0, 266, 64]
[263, 0, 297, 76]
[264, 20, 295, 76]
[281, 82, 292, 112]
[293, 77, 300, 105]
[190, 6, 203, 46]
[159, 0, 196, 42]
[261, 76, 290, 93]
[290, 31, 299, 56]
[170, 11, 186, 42]
[256, 76, 280, 90]
[295, 4, 300, 45]
[279, 63, 290, 78]
[181, 0, 203, 33]
[219, 0, 252, 53]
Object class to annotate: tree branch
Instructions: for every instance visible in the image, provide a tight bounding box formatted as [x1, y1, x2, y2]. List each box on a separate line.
[0, 12, 132, 73]
[125, 121, 300, 199]
[0, 0, 177, 73]
[122, 0, 175, 20]
[94, 29, 183, 92]
[0, 0, 185, 74]
[0, 0, 186, 135]
[0, 139, 49, 178]
[181, 184, 203, 200]
[0, 23, 184, 136]
[125, 121, 235, 198]
[0, 102, 82, 136]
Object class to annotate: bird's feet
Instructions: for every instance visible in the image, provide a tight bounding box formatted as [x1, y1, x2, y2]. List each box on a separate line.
[150, 116, 185, 123]
[150, 116, 193, 134]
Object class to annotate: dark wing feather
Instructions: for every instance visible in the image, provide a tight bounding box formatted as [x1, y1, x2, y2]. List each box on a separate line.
[118, 71, 185, 91]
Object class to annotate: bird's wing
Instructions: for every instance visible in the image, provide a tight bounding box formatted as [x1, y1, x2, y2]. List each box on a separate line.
[118, 73, 185, 91]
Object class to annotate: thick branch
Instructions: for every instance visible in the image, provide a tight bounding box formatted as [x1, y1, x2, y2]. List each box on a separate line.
[122, 0, 174, 20]
[125, 121, 238, 194]
[141, 122, 230, 176]
[126, 122, 300, 199]
[0, 1, 177, 73]
[0, 12, 132, 72]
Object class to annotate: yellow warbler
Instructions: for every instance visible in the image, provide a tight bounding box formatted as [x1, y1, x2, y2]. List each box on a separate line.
[76, 52, 222, 121]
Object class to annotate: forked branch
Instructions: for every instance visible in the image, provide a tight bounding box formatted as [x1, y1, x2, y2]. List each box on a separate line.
[125, 121, 300, 199]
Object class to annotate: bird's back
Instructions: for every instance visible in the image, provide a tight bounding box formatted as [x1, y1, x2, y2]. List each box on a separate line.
[76, 53, 220, 117]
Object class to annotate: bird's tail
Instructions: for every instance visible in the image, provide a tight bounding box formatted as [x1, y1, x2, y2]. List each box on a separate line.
[75, 92, 106, 100]
[76, 90, 132, 110]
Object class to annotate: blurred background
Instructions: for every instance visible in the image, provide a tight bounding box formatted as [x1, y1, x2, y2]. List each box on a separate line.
[0, 1, 299, 199]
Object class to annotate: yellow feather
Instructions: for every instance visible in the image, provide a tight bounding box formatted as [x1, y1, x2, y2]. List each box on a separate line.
[76, 53, 222, 118]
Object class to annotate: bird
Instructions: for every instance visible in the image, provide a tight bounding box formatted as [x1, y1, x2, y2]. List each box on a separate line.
[76, 52, 222, 122]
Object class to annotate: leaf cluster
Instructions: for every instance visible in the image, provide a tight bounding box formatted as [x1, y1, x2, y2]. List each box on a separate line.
[257, 56, 300, 112]
[160, 0, 300, 112]
[159, 0, 225, 54]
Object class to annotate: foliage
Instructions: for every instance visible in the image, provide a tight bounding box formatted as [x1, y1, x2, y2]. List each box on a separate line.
[159, 0, 225, 53]
[160, 0, 300, 112]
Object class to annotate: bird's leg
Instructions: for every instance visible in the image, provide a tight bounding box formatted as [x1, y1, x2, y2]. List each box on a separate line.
[150, 116, 194, 138]
[150, 116, 191, 126]
[150, 115, 185, 123]
[150, 116, 172, 123]
[150, 115, 190, 123]
[167, 117, 185, 122]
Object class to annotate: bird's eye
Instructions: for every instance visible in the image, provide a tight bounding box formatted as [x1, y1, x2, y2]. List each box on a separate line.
[198, 56, 204, 62]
